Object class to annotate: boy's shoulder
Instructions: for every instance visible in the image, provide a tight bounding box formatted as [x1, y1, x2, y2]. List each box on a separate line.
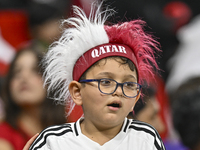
[29, 122, 75, 150]
[125, 118, 164, 149]
[126, 118, 160, 136]
[41, 122, 74, 136]
[29, 118, 165, 150]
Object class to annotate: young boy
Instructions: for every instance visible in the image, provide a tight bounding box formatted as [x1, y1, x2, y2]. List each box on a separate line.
[28, 3, 165, 150]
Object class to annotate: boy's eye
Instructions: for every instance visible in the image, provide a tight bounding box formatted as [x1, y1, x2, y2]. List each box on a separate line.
[124, 82, 137, 89]
[100, 79, 112, 86]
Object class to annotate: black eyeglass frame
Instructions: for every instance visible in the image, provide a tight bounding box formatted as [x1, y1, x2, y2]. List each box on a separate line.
[79, 78, 142, 98]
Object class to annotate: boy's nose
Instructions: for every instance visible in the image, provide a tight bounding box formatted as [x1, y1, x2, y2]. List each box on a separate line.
[112, 84, 124, 97]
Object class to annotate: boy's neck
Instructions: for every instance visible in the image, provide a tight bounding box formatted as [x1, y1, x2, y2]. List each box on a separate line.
[80, 118, 124, 146]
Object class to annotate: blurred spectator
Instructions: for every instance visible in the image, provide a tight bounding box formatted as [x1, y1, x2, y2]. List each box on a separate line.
[166, 14, 200, 96]
[0, 2, 71, 118]
[0, 0, 71, 80]
[128, 81, 166, 135]
[172, 77, 200, 150]
[0, 44, 66, 150]
[26, 0, 71, 53]
[127, 76, 189, 150]
[127, 76, 169, 136]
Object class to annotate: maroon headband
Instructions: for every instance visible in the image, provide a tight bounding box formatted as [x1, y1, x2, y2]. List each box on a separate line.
[73, 43, 138, 81]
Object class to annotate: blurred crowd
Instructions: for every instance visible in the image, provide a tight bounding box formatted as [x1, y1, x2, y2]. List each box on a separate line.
[0, 0, 200, 150]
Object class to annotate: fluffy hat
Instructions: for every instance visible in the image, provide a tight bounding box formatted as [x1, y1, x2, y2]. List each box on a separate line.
[43, 3, 160, 115]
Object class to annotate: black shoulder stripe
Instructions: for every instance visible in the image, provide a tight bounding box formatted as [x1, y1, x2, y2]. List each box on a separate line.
[131, 120, 161, 138]
[155, 139, 166, 150]
[30, 124, 72, 150]
[30, 129, 73, 150]
[74, 121, 79, 136]
[123, 119, 130, 133]
[129, 125, 155, 138]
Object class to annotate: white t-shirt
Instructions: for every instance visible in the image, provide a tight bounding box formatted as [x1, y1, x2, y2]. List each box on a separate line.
[29, 118, 165, 150]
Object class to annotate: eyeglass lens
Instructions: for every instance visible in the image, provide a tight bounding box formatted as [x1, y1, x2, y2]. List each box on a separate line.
[98, 79, 139, 97]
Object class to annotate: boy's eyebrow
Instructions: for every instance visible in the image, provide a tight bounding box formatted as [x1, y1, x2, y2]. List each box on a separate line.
[124, 74, 137, 80]
[97, 72, 114, 77]
[99, 72, 113, 75]
[97, 72, 137, 80]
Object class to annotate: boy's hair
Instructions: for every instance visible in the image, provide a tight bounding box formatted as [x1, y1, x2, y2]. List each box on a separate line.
[42, 3, 160, 116]
[79, 56, 137, 81]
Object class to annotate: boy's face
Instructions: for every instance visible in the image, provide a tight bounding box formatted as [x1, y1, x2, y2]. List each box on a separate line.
[78, 58, 140, 128]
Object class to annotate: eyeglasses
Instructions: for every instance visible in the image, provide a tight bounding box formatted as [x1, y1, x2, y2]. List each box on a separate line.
[79, 78, 142, 98]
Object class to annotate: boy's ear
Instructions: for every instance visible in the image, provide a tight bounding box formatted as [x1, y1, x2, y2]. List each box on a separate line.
[68, 81, 83, 106]
[135, 91, 141, 104]
[130, 91, 141, 112]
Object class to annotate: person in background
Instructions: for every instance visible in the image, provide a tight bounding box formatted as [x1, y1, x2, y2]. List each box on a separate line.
[128, 81, 166, 135]
[172, 77, 200, 150]
[0, 43, 66, 150]
[0, 0, 71, 77]
[129, 79, 189, 150]
[26, 0, 71, 53]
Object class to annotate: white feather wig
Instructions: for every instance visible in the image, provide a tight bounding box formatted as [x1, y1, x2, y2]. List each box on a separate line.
[43, 2, 161, 117]
[43, 3, 112, 115]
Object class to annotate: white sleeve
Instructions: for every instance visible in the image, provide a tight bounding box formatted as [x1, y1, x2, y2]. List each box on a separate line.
[29, 132, 50, 150]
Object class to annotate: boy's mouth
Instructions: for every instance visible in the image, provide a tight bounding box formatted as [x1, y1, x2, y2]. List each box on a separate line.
[108, 103, 121, 107]
[107, 101, 122, 110]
